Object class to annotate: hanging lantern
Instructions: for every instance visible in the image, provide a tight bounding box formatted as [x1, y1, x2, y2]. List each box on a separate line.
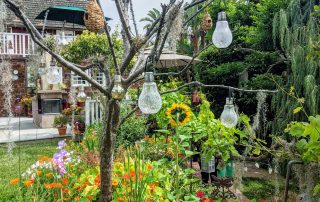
[77, 86, 87, 102]
[220, 97, 238, 128]
[46, 60, 61, 85]
[111, 75, 125, 100]
[201, 11, 213, 31]
[84, 0, 105, 33]
[212, 11, 233, 48]
[138, 72, 162, 114]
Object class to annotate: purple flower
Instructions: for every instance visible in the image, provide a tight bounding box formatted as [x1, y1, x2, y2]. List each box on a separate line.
[58, 140, 67, 150]
[52, 142, 71, 175]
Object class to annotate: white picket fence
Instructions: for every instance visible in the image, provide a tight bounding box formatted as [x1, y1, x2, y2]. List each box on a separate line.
[85, 98, 103, 126]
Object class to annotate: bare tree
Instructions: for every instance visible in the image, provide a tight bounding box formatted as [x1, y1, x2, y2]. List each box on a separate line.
[3, 0, 277, 201]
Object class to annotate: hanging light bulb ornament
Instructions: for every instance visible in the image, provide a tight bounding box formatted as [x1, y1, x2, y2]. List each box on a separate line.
[138, 72, 162, 114]
[220, 88, 238, 128]
[46, 60, 61, 84]
[77, 86, 87, 102]
[111, 75, 125, 100]
[212, 11, 233, 48]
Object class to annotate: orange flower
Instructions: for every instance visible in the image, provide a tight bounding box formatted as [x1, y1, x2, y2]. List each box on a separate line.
[130, 170, 135, 178]
[62, 188, 70, 194]
[149, 183, 155, 194]
[147, 165, 153, 171]
[77, 186, 83, 191]
[45, 173, 51, 178]
[24, 179, 34, 188]
[44, 182, 62, 189]
[36, 170, 42, 176]
[75, 195, 81, 201]
[122, 173, 130, 181]
[61, 178, 69, 186]
[87, 196, 93, 201]
[10, 178, 19, 185]
[94, 175, 100, 187]
[39, 156, 50, 163]
[53, 183, 62, 189]
[44, 183, 53, 189]
[112, 179, 118, 186]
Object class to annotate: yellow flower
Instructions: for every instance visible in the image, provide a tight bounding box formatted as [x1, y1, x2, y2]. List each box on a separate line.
[166, 103, 192, 127]
[112, 179, 119, 186]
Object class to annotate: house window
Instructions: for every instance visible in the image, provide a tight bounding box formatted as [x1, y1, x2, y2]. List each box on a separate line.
[72, 70, 105, 86]
[72, 73, 88, 86]
[93, 71, 105, 85]
[41, 99, 62, 114]
[55, 30, 75, 44]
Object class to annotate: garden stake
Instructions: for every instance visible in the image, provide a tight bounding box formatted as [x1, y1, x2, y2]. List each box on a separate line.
[284, 160, 303, 202]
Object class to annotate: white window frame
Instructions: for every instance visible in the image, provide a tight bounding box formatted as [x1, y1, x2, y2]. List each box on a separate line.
[72, 70, 90, 87]
[71, 69, 106, 87]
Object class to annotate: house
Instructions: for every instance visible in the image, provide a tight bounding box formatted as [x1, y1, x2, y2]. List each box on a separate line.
[0, 0, 103, 128]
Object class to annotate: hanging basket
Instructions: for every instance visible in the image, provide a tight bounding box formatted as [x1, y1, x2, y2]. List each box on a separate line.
[201, 12, 213, 31]
[84, 0, 105, 33]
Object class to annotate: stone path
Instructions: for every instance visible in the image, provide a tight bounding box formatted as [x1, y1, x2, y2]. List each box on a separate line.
[0, 117, 69, 143]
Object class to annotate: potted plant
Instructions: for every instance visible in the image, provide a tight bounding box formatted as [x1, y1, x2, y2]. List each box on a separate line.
[20, 96, 32, 117]
[53, 115, 68, 136]
[74, 115, 86, 135]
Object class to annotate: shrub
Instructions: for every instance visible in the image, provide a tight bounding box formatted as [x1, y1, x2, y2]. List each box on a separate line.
[116, 105, 147, 148]
[53, 115, 68, 127]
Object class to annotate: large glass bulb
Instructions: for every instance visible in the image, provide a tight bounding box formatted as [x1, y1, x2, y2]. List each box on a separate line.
[77, 86, 86, 102]
[60, 31, 68, 45]
[220, 97, 238, 128]
[212, 12, 233, 48]
[138, 72, 162, 114]
[46, 61, 61, 84]
[111, 75, 125, 100]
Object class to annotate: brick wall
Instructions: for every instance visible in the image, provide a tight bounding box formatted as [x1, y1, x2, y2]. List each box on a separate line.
[0, 58, 27, 117]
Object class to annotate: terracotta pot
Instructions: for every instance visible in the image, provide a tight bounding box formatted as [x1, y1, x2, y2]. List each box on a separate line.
[57, 126, 67, 136]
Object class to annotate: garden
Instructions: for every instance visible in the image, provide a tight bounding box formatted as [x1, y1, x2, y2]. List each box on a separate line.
[0, 0, 320, 201]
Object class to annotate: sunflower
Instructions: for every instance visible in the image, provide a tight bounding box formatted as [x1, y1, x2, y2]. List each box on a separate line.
[166, 103, 192, 127]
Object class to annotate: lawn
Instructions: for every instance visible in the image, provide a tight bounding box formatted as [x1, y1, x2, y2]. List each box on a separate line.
[0, 139, 61, 201]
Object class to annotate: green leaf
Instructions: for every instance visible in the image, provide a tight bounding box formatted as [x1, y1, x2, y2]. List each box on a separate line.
[295, 139, 307, 154]
[252, 147, 261, 155]
[293, 107, 302, 114]
[155, 129, 171, 134]
[178, 135, 190, 141]
[287, 122, 305, 137]
[185, 150, 199, 157]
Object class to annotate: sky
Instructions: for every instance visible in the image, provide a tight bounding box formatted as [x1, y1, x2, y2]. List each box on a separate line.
[101, 0, 191, 33]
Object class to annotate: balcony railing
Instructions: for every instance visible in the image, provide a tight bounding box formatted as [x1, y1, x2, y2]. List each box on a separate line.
[0, 32, 76, 57]
[0, 32, 35, 57]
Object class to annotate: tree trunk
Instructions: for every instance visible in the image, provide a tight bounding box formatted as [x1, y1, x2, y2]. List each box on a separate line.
[100, 99, 121, 202]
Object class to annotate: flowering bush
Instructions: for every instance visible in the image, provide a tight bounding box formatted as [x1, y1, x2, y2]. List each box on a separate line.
[20, 96, 32, 106]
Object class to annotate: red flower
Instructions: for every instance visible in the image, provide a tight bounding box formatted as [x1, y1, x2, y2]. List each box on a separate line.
[196, 191, 205, 198]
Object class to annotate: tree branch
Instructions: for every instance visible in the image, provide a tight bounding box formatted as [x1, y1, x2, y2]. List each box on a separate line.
[120, 106, 138, 125]
[4, 0, 109, 97]
[129, 0, 139, 36]
[161, 81, 278, 95]
[115, 0, 133, 44]
[183, 0, 215, 26]
[184, 0, 208, 10]
[97, 0, 120, 75]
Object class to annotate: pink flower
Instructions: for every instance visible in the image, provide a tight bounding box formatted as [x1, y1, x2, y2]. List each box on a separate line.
[196, 191, 205, 198]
